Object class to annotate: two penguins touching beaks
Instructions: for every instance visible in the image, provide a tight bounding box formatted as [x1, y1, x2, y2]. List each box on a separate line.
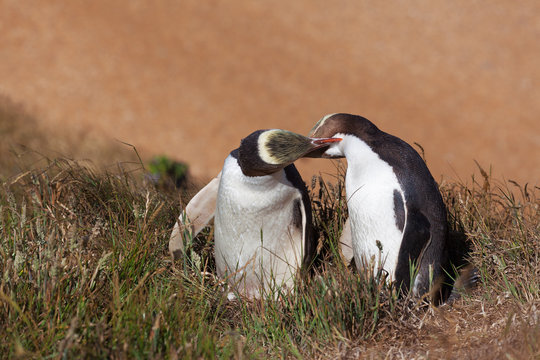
[169, 113, 470, 305]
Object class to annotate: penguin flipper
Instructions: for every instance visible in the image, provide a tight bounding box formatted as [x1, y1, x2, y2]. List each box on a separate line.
[169, 172, 222, 259]
[339, 218, 354, 265]
[283, 164, 316, 271]
[395, 208, 431, 294]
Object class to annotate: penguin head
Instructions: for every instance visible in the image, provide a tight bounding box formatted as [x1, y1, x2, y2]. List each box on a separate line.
[305, 113, 380, 158]
[238, 129, 341, 176]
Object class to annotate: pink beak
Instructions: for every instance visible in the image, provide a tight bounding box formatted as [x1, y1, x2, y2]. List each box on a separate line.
[310, 137, 342, 147]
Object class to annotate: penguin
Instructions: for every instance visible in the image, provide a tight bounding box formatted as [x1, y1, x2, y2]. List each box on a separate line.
[169, 129, 341, 299]
[305, 113, 451, 303]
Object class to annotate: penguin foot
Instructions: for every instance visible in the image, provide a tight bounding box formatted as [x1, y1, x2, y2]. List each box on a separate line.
[446, 266, 480, 303]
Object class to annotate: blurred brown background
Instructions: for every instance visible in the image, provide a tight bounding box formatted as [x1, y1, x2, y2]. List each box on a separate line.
[1, 1, 539, 184]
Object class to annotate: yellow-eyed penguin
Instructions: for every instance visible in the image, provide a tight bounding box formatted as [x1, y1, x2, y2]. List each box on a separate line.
[169, 129, 341, 299]
[306, 113, 451, 303]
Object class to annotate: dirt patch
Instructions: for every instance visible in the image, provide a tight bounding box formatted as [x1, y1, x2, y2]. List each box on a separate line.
[1, 1, 539, 184]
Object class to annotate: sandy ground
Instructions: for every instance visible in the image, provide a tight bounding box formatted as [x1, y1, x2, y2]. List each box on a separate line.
[1, 1, 539, 185]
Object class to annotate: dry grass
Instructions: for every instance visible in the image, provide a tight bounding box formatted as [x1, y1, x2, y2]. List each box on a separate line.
[0, 108, 538, 358]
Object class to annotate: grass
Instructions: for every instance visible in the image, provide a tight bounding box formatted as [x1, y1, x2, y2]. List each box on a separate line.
[0, 104, 538, 358]
[0, 155, 538, 359]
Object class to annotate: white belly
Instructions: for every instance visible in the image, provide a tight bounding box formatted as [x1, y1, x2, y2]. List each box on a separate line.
[345, 153, 405, 281]
[214, 156, 304, 298]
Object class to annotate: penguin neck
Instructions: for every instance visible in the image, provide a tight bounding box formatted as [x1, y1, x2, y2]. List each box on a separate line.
[241, 169, 285, 187]
[227, 155, 285, 188]
[337, 134, 380, 166]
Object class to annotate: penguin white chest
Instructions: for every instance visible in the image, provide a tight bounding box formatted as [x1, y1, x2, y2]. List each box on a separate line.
[214, 155, 304, 297]
[339, 135, 406, 279]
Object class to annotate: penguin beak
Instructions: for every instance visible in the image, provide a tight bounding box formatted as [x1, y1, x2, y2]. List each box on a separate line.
[311, 138, 342, 146]
[303, 137, 342, 158]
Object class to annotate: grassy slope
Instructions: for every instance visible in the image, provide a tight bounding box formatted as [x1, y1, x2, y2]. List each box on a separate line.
[0, 103, 538, 359]
[1, 157, 538, 359]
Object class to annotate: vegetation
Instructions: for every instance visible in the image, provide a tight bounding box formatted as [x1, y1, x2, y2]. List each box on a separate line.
[147, 155, 190, 190]
[0, 155, 538, 359]
[0, 102, 538, 358]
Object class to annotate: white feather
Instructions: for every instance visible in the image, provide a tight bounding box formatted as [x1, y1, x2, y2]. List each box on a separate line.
[328, 134, 405, 280]
[339, 218, 354, 265]
[214, 154, 305, 298]
[169, 173, 221, 259]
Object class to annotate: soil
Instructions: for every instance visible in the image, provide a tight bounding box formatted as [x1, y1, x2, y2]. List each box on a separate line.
[1, 1, 539, 185]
